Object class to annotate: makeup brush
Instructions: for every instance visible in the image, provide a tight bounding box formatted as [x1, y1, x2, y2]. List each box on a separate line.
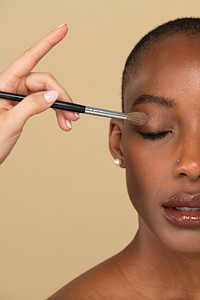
[0, 91, 148, 125]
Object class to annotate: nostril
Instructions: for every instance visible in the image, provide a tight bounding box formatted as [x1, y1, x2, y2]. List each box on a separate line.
[179, 172, 187, 177]
[174, 160, 200, 181]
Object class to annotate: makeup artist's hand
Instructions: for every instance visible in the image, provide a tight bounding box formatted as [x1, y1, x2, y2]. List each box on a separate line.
[0, 24, 78, 164]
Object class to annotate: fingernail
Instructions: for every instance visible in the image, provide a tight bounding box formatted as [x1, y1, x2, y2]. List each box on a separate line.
[44, 90, 59, 103]
[74, 112, 80, 118]
[56, 24, 66, 29]
[66, 120, 72, 129]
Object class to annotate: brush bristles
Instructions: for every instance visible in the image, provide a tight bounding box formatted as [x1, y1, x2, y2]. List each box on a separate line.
[127, 112, 148, 125]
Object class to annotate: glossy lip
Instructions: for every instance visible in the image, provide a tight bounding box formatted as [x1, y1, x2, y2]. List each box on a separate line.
[162, 193, 200, 228]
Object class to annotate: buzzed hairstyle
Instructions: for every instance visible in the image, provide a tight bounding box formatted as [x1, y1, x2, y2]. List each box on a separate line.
[122, 17, 200, 112]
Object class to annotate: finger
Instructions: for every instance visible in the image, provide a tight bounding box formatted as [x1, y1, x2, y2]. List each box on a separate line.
[25, 71, 72, 102]
[55, 110, 80, 131]
[25, 72, 80, 127]
[7, 90, 59, 130]
[3, 24, 68, 81]
[0, 91, 59, 164]
[54, 107, 79, 131]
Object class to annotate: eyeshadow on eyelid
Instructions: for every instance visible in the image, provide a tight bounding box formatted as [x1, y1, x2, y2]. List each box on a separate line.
[139, 112, 174, 129]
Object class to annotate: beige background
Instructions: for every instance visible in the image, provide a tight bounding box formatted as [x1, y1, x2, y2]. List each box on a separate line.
[0, 1, 199, 299]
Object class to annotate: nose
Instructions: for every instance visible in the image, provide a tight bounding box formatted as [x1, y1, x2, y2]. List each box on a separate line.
[174, 140, 200, 181]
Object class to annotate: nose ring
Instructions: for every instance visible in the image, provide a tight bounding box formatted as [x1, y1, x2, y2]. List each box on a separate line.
[176, 159, 181, 163]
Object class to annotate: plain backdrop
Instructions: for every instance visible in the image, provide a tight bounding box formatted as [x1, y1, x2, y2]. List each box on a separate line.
[0, 1, 199, 299]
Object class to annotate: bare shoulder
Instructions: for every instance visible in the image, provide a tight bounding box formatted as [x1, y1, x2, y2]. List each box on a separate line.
[47, 249, 137, 300]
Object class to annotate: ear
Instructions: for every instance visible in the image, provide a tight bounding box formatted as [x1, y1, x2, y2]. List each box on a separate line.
[109, 118, 125, 168]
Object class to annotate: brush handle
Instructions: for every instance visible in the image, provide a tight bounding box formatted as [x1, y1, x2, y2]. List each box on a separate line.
[0, 91, 86, 113]
[0, 91, 128, 120]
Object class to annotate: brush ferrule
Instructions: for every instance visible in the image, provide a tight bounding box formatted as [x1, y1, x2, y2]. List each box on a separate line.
[85, 106, 127, 120]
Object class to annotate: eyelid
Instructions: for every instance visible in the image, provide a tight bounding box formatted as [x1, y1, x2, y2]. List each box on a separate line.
[137, 130, 172, 141]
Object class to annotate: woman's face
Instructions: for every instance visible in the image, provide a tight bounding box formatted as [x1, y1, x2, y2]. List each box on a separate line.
[121, 35, 200, 253]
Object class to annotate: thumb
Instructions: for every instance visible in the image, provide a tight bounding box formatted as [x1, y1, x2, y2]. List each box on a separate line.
[0, 90, 58, 164]
[9, 90, 59, 129]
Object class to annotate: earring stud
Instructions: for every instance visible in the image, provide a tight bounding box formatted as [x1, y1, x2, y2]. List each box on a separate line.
[176, 159, 181, 163]
[114, 158, 123, 166]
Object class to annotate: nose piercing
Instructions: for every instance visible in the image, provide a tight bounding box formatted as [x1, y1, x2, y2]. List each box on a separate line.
[176, 159, 181, 163]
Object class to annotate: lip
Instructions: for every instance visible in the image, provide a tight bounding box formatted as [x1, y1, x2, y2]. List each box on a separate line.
[162, 193, 200, 228]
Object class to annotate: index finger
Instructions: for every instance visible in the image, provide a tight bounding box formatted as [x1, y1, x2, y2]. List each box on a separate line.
[4, 24, 68, 79]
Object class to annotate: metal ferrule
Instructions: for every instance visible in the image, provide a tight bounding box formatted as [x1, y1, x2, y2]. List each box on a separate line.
[85, 106, 127, 120]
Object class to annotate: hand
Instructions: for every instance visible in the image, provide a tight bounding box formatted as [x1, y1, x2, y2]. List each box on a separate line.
[0, 24, 79, 164]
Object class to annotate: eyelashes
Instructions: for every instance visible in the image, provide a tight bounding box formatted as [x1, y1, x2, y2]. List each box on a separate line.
[137, 130, 172, 141]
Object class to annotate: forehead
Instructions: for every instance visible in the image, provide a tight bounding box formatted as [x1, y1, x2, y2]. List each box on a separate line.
[124, 34, 200, 112]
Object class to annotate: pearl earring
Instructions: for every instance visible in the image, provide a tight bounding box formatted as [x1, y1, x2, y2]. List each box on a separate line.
[114, 158, 123, 166]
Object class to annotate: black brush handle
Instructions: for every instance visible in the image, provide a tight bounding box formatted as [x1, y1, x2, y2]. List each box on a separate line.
[0, 91, 86, 113]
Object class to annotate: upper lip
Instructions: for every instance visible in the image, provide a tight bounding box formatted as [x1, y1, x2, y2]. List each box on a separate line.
[163, 193, 200, 208]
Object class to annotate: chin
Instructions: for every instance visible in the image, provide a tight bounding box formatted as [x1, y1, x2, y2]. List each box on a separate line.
[162, 227, 200, 255]
[150, 221, 200, 256]
[140, 216, 200, 256]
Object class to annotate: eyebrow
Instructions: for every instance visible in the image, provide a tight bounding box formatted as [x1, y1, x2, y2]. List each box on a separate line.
[130, 94, 178, 110]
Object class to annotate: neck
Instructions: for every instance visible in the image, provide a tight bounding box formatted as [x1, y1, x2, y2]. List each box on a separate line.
[124, 220, 200, 299]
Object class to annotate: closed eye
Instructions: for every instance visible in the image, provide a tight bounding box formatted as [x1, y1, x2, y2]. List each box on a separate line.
[137, 131, 172, 141]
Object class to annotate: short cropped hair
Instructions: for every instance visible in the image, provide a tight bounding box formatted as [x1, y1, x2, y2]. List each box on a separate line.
[122, 17, 200, 111]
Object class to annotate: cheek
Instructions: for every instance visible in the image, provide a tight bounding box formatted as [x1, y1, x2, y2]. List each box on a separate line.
[125, 145, 152, 204]
[123, 140, 167, 216]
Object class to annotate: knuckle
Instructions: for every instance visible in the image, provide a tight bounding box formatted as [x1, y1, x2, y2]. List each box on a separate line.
[43, 72, 56, 80]
[0, 111, 13, 129]
[27, 95, 40, 115]
[24, 48, 40, 64]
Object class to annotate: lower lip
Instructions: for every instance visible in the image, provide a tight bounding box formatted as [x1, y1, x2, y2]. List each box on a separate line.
[163, 207, 200, 228]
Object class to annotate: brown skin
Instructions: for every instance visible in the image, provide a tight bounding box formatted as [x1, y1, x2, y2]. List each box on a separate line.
[48, 34, 200, 299]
